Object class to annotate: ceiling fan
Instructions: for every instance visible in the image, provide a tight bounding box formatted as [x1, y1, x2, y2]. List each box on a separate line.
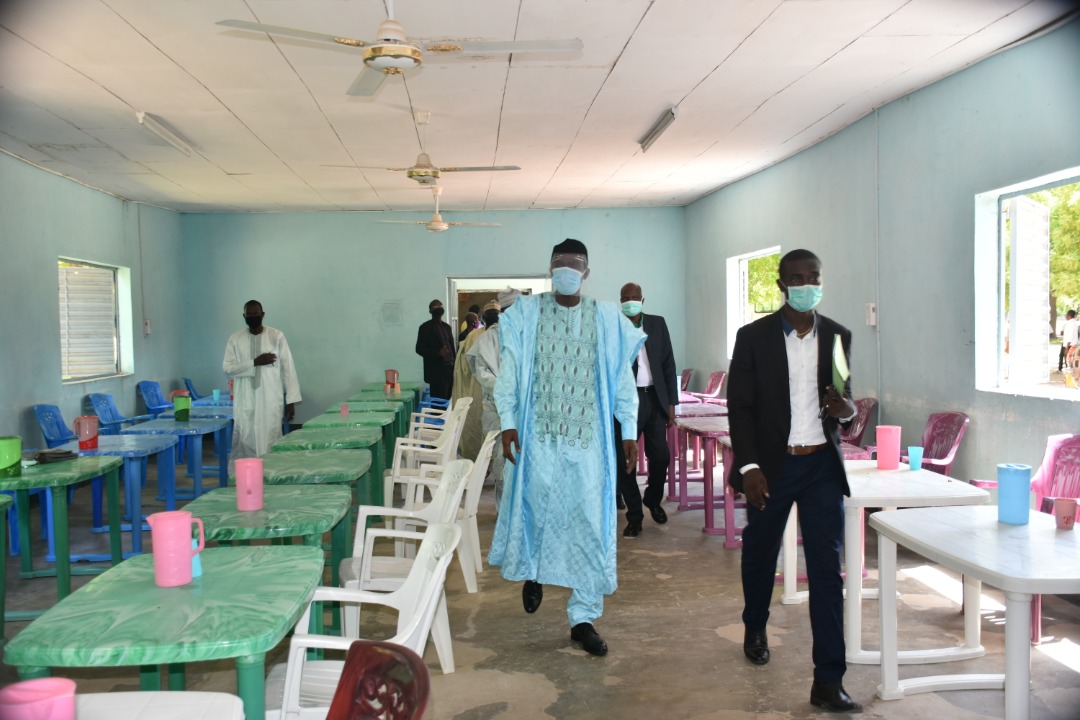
[377, 186, 500, 233]
[217, 0, 584, 97]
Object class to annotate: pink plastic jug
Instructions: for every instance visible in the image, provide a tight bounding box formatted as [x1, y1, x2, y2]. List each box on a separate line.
[876, 425, 901, 470]
[385, 369, 399, 384]
[74, 415, 98, 450]
[0, 677, 76, 720]
[235, 458, 264, 511]
[147, 510, 204, 587]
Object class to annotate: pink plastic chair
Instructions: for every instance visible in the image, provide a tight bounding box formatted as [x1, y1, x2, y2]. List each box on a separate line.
[687, 371, 726, 406]
[973, 433, 1080, 643]
[840, 398, 877, 447]
[903, 412, 969, 476]
[680, 369, 693, 392]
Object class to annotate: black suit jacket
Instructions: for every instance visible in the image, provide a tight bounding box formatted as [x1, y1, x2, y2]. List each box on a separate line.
[415, 318, 455, 381]
[639, 313, 679, 411]
[727, 310, 852, 495]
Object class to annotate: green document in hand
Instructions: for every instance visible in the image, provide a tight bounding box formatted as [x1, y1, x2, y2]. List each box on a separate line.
[832, 334, 850, 391]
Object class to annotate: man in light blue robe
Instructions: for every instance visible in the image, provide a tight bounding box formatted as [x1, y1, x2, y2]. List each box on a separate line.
[490, 238, 645, 656]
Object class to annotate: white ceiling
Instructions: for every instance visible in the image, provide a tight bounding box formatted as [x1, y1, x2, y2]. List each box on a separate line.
[0, 0, 1074, 213]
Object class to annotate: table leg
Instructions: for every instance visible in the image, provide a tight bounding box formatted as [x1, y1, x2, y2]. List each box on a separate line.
[106, 467, 122, 565]
[678, 429, 690, 510]
[126, 458, 144, 555]
[666, 424, 677, 501]
[1003, 591, 1032, 720]
[167, 662, 186, 690]
[16, 490, 32, 577]
[159, 446, 177, 511]
[844, 506, 865, 662]
[780, 508, 806, 604]
[701, 439, 718, 535]
[140, 664, 161, 690]
[236, 653, 267, 720]
[370, 442, 386, 505]
[877, 533, 901, 699]
[51, 486, 71, 599]
[190, 436, 205, 498]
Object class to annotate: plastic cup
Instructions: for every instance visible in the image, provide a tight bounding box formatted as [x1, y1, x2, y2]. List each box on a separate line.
[1055, 498, 1077, 530]
[907, 446, 923, 471]
[212, 388, 221, 403]
[876, 426, 901, 470]
[340, 402, 349, 417]
[173, 394, 191, 422]
[0, 436, 22, 478]
[0, 677, 76, 720]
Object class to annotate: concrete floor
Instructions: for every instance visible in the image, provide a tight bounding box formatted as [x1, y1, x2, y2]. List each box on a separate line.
[3, 459, 1079, 720]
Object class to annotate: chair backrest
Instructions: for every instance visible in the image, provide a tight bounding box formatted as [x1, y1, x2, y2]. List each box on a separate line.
[182, 377, 204, 401]
[702, 371, 726, 397]
[88, 393, 124, 434]
[33, 404, 77, 448]
[326, 641, 430, 720]
[919, 411, 970, 475]
[462, 431, 499, 519]
[1031, 433, 1080, 510]
[840, 397, 877, 447]
[136, 381, 171, 416]
[680, 369, 693, 391]
[391, 523, 462, 648]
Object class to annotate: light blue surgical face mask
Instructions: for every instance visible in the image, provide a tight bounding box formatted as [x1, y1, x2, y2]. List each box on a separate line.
[552, 267, 584, 295]
[784, 283, 823, 313]
[621, 300, 643, 317]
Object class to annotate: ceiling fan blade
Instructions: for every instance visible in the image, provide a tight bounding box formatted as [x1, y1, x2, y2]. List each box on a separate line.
[216, 19, 366, 48]
[447, 222, 502, 227]
[453, 39, 583, 55]
[439, 165, 521, 173]
[346, 68, 388, 97]
[376, 220, 429, 225]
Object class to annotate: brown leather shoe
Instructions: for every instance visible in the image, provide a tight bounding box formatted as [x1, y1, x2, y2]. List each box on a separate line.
[810, 682, 863, 713]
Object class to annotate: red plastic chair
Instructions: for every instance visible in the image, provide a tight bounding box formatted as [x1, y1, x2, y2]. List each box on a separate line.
[898, 412, 970, 476]
[326, 641, 430, 720]
[687, 371, 726, 405]
[973, 434, 1080, 643]
[839, 398, 877, 447]
[679, 369, 693, 392]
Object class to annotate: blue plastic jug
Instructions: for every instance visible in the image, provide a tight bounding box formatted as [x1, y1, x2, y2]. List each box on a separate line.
[996, 463, 1031, 525]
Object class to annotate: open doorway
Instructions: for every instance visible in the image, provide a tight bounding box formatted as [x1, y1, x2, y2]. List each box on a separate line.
[447, 276, 550, 333]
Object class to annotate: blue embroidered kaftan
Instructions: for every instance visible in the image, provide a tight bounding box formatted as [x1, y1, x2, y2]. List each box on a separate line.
[489, 293, 645, 595]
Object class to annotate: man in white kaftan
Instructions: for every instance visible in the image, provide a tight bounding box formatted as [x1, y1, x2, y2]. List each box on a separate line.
[223, 300, 301, 461]
[490, 239, 644, 656]
[467, 297, 514, 488]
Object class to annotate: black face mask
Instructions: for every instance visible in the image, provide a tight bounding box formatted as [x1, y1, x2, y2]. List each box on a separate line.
[483, 313, 499, 326]
[244, 315, 262, 329]
[431, 308, 444, 318]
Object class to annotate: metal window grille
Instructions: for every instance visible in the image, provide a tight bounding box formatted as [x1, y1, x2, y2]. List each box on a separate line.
[58, 260, 119, 380]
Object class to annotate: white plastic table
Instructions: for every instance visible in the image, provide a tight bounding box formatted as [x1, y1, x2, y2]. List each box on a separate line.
[872, 506, 1080, 720]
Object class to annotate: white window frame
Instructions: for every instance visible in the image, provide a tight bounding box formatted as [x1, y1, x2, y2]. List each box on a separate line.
[58, 258, 134, 382]
[725, 246, 781, 359]
[974, 166, 1080, 401]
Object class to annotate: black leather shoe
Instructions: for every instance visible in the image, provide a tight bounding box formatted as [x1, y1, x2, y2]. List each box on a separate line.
[810, 682, 863, 713]
[623, 520, 642, 537]
[615, 495, 626, 510]
[570, 623, 608, 656]
[743, 628, 769, 665]
[522, 581, 543, 614]
[646, 504, 668, 524]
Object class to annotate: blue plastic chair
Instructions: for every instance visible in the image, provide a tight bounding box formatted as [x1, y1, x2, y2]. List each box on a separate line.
[183, 377, 205, 401]
[136, 381, 173, 418]
[88, 393, 153, 435]
[33, 404, 77, 448]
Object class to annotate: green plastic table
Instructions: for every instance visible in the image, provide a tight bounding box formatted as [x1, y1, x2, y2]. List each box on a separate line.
[271, 428, 384, 499]
[0, 494, 10, 645]
[326, 401, 407, 437]
[4, 545, 323, 720]
[303, 412, 396, 471]
[357, 380, 423, 407]
[0, 457, 124, 623]
[187, 484, 352, 586]
[348, 389, 417, 417]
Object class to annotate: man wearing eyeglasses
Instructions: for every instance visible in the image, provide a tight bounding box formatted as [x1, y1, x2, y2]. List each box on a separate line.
[490, 238, 644, 657]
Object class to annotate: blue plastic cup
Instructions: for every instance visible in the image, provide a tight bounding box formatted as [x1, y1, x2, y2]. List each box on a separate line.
[997, 463, 1032, 525]
[907, 446, 923, 471]
[212, 389, 221, 403]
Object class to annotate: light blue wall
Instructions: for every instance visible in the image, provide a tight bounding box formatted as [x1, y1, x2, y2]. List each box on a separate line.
[0, 153, 187, 446]
[182, 208, 687, 423]
[685, 20, 1080, 479]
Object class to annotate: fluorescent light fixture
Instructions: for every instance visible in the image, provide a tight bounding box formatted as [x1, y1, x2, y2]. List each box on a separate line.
[638, 107, 677, 153]
[136, 111, 192, 156]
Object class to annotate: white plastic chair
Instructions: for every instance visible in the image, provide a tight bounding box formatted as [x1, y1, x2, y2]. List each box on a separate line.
[340, 459, 472, 673]
[383, 408, 468, 506]
[267, 523, 462, 720]
[77, 692, 244, 720]
[406, 397, 472, 442]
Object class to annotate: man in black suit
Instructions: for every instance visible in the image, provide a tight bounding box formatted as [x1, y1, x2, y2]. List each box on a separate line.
[614, 283, 679, 537]
[727, 249, 862, 713]
[415, 298, 455, 400]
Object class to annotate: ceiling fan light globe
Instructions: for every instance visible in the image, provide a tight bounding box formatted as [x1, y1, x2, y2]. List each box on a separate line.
[363, 43, 423, 71]
[407, 168, 440, 183]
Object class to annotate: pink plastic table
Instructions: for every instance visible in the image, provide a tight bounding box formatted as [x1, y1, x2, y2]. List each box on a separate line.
[666, 403, 728, 501]
[672, 416, 736, 545]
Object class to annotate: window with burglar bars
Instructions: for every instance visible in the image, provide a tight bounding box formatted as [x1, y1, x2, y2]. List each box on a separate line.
[59, 260, 119, 380]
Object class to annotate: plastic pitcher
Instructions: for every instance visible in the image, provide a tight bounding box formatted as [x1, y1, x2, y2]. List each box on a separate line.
[173, 392, 191, 422]
[876, 426, 901, 470]
[235, 458, 264, 511]
[996, 463, 1031, 525]
[147, 510, 204, 587]
[340, 402, 349, 417]
[74, 415, 99, 450]
[0, 677, 76, 720]
[385, 369, 399, 384]
[0, 436, 22, 478]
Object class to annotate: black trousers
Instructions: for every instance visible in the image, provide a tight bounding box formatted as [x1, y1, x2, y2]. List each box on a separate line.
[427, 364, 454, 401]
[740, 450, 846, 684]
[614, 387, 671, 523]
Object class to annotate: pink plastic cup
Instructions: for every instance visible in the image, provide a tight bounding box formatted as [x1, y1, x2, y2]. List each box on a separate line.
[0, 678, 76, 720]
[1055, 498, 1077, 530]
[235, 458, 264, 512]
[876, 426, 901, 470]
